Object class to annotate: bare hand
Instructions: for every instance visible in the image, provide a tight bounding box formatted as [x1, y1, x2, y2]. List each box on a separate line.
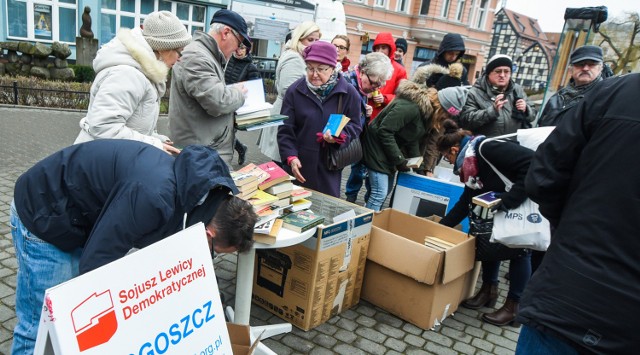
[322, 131, 336, 144]
[290, 158, 306, 183]
[515, 98, 527, 112]
[365, 104, 373, 117]
[493, 94, 507, 111]
[372, 92, 384, 104]
[163, 143, 181, 155]
[235, 84, 248, 96]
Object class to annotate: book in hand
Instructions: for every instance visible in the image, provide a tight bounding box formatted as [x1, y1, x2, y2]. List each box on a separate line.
[232, 78, 274, 117]
[323, 114, 350, 137]
[253, 219, 284, 245]
[472, 191, 502, 209]
[258, 161, 291, 190]
[406, 156, 424, 169]
[281, 210, 325, 233]
[424, 236, 456, 251]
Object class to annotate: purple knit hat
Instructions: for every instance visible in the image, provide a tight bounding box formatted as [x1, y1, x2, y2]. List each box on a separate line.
[303, 41, 338, 67]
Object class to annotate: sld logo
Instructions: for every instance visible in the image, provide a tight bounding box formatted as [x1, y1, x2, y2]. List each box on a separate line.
[72, 290, 118, 352]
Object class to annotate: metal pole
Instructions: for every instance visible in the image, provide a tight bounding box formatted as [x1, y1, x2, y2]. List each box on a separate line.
[13, 81, 18, 105]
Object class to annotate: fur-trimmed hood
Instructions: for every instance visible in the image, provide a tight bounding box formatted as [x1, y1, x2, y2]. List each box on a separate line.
[412, 64, 449, 87]
[93, 27, 169, 85]
[394, 80, 434, 118]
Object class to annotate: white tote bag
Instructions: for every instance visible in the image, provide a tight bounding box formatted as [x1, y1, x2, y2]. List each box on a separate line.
[478, 130, 553, 251]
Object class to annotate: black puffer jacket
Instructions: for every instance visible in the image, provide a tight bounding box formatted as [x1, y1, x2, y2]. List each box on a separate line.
[224, 53, 261, 84]
[418, 33, 469, 85]
[519, 74, 640, 354]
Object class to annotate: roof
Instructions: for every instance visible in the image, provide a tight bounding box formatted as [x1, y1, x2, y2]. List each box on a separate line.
[502, 8, 549, 42]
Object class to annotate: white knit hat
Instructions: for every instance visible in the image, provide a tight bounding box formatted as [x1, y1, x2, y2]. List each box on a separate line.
[142, 11, 191, 51]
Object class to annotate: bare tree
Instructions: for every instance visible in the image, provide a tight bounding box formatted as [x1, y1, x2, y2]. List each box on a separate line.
[596, 12, 640, 74]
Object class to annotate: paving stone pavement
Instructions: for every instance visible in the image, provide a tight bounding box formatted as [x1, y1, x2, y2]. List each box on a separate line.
[0, 105, 518, 354]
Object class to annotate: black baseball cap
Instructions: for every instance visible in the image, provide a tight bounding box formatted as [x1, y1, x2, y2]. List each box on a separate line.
[210, 9, 251, 48]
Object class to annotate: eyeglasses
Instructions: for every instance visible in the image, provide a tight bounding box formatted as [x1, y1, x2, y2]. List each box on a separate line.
[364, 72, 385, 89]
[572, 61, 600, 68]
[492, 69, 511, 76]
[173, 49, 183, 58]
[229, 28, 246, 49]
[334, 44, 348, 51]
[306, 66, 332, 75]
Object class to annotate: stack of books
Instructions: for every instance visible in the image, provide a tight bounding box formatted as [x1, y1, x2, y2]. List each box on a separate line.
[253, 214, 285, 245]
[233, 78, 286, 131]
[232, 163, 270, 199]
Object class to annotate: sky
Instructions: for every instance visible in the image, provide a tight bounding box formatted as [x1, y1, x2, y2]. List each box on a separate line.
[500, 0, 636, 33]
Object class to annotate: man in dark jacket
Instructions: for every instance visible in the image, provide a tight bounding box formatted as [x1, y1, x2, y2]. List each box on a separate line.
[537, 45, 604, 127]
[419, 33, 469, 86]
[517, 73, 640, 354]
[10, 140, 257, 355]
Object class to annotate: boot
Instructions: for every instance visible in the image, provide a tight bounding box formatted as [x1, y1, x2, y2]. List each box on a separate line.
[235, 140, 248, 165]
[461, 283, 498, 309]
[482, 298, 519, 326]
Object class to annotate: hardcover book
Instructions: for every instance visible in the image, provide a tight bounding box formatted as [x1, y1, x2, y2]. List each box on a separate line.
[406, 156, 424, 169]
[265, 181, 294, 196]
[472, 191, 502, 209]
[281, 210, 324, 233]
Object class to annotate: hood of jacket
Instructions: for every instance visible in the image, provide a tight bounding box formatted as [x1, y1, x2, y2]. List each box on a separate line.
[93, 27, 169, 85]
[373, 32, 396, 59]
[435, 33, 466, 65]
[173, 145, 238, 218]
[412, 63, 449, 86]
[394, 80, 434, 118]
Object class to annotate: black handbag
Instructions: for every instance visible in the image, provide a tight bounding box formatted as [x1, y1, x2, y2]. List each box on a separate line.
[469, 210, 528, 262]
[324, 95, 363, 171]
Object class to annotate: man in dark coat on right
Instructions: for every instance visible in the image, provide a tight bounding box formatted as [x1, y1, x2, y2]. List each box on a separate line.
[517, 73, 640, 354]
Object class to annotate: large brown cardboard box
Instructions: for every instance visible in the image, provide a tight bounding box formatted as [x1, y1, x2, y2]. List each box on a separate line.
[362, 209, 475, 329]
[251, 192, 373, 331]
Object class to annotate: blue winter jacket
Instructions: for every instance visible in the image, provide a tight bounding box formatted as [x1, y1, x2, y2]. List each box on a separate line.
[13, 140, 238, 273]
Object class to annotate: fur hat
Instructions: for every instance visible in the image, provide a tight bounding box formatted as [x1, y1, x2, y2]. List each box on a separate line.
[436, 63, 464, 90]
[486, 54, 512, 74]
[142, 11, 191, 51]
[438, 86, 469, 116]
[210, 9, 252, 48]
[395, 38, 408, 53]
[570, 45, 603, 64]
[303, 41, 338, 67]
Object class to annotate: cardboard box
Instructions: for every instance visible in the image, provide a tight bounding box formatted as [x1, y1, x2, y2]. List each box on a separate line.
[362, 209, 475, 329]
[252, 192, 373, 331]
[227, 323, 258, 355]
[392, 171, 470, 232]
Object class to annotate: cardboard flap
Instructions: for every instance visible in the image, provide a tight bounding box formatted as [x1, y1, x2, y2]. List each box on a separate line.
[442, 237, 475, 284]
[368, 226, 442, 285]
[227, 323, 254, 354]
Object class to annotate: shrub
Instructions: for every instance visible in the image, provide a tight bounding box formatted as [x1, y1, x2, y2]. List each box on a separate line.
[0, 75, 91, 109]
[69, 64, 96, 83]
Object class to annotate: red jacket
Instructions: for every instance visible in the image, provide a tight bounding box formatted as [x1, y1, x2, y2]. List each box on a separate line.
[369, 32, 408, 120]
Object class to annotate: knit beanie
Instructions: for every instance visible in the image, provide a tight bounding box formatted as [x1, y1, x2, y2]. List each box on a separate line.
[395, 38, 408, 53]
[486, 54, 512, 74]
[143, 11, 192, 51]
[303, 41, 338, 67]
[438, 86, 469, 116]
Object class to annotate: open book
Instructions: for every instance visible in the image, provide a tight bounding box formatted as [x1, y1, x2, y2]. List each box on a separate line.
[231, 79, 274, 120]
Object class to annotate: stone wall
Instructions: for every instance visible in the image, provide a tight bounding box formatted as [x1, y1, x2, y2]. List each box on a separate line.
[0, 41, 74, 81]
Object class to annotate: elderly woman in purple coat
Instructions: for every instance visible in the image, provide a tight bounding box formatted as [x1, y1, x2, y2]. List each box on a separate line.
[278, 41, 362, 197]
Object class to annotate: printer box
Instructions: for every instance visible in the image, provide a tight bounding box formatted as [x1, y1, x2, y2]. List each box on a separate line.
[362, 209, 475, 329]
[252, 192, 373, 331]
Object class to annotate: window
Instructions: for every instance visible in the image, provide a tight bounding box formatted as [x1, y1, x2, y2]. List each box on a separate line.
[99, 0, 206, 44]
[374, 0, 385, 8]
[6, 0, 77, 43]
[475, 0, 488, 29]
[361, 39, 374, 54]
[397, 0, 409, 13]
[455, 0, 465, 21]
[419, 0, 430, 15]
[440, 0, 450, 18]
[413, 47, 436, 60]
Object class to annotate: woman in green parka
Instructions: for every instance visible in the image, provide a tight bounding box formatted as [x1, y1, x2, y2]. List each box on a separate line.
[362, 83, 469, 211]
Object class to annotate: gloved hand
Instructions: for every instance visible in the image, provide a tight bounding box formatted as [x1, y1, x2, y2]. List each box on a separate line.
[396, 160, 410, 172]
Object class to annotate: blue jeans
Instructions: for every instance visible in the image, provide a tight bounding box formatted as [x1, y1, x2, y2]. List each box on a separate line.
[482, 252, 531, 301]
[516, 325, 579, 355]
[10, 201, 82, 355]
[345, 161, 368, 200]
[365, 170, 395, 212]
